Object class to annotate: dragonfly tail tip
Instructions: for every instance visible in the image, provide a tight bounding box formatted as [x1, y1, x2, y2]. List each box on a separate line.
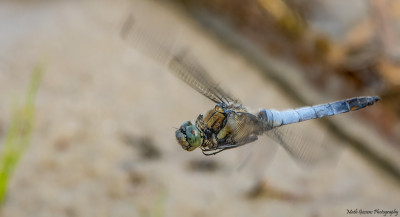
[373, 96, 381, 102]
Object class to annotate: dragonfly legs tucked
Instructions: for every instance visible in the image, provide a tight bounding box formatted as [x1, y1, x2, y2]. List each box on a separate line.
[201, 135, 259, 156]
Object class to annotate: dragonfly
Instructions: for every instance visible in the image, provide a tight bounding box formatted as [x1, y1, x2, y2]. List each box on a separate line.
[121, 15, 380, 160]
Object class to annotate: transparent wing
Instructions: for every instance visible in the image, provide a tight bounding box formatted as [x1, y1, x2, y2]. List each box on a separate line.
[202, 112, 265, 155]
[169, 49, 238, 105]
[204, 113, 264, 154]
[121, 14, 237, 106]
[229, 112, 265, 144]
[265, 122, 341, 167]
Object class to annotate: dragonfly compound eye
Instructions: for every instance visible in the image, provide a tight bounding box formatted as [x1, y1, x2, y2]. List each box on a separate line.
[175, 121, 202, 151]
[185, 125, 202, 151]
[180, 121, 192, 130]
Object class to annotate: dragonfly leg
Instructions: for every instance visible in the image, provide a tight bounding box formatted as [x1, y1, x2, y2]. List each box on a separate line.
[202, 148, 225, 156]
[201, 135, 259, 156]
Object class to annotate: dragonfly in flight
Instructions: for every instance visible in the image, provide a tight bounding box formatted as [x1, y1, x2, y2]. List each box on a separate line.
[121, 15, 380, 160]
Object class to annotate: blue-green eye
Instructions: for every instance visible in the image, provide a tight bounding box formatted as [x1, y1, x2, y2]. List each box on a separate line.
[180, 121, 192, 131]
[175, 121, 202, 151]
[185, 125, 201, 150]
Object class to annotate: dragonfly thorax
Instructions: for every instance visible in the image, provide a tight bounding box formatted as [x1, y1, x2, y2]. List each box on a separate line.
[175, 121, 204, 151]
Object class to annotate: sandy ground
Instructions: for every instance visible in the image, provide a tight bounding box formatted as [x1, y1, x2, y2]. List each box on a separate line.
[0, 0, 399, 217]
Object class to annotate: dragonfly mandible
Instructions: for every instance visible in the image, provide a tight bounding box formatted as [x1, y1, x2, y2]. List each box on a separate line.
[121, 15, 380, 159]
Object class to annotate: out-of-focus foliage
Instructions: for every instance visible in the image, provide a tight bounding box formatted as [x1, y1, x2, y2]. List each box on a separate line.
[0, 63, 44, 204]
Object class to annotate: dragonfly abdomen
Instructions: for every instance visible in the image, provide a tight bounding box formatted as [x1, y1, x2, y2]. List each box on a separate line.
[258, 96, 380, 128]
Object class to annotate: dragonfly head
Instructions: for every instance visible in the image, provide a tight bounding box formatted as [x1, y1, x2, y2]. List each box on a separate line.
[175, 121, 203, 151]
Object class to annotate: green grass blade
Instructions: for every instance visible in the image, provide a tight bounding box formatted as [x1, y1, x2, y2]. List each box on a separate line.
[0, 63, 45, 204]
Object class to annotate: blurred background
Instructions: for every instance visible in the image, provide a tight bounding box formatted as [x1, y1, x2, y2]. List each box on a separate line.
[0, 0, 399, 216]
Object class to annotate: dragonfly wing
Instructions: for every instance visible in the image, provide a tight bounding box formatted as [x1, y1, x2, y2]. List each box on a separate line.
[121, 14, 238, 106]
[221, 112, 265, 147]
[265, 123, 341, 167]
[203, 112, 265, 155]
[169, 49, 238, 105]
